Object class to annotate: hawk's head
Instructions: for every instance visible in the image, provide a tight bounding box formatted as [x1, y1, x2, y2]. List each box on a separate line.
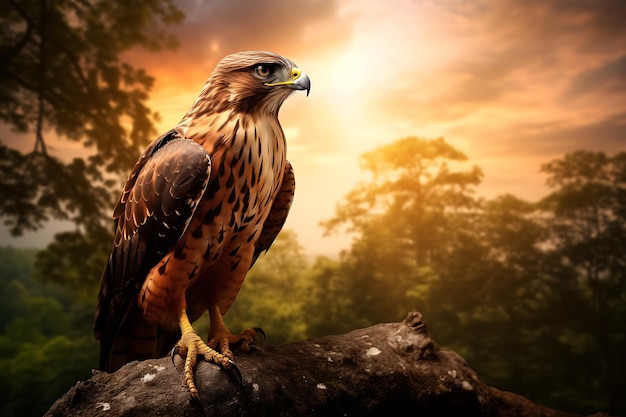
[191, 51, 311, 118]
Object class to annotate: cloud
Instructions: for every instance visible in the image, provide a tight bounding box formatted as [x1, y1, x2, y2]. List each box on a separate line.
[472, 0, 626, 49]
[125, 0, 351, 83]
[439, 0, 626, 92]
[358, 0, 626, 158]
[177, 0, 348, 52]
[448, 113, 626, 159]
[563, 54, 626, 100]
[511, 113, 626, 156]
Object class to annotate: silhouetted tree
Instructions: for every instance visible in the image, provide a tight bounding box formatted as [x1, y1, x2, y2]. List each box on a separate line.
[539, 151, 626, 414]
[322, 137, 483, 325]
[320, 138, 625, 415]
[1, 0, 183, 235]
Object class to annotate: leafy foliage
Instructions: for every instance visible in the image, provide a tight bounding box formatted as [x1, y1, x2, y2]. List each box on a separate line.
[319, 138, 625, 415]
[2, 141, 625, 415]
[537, 151, 626, 412]
[322, 137, 484, 326]
[0, 246, 97, 416]
[0, 0, 183, 235]
[0, 3, 623, 415]
[0, 2, 182, 415]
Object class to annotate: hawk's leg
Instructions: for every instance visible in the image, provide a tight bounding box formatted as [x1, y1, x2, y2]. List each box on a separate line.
[207, 302, 258, 360]
[175, 309, 237, 401]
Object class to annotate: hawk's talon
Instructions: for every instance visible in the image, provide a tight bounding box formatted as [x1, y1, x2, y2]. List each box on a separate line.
[253, 327, 266, 343]
[171, 345, 181, 365]
[176, 311, 245, 399]
[189, 391, 200, 405]
[217, 338, 234, 360]
[207, 326, 259, 355]
[225, 359, 243, 385]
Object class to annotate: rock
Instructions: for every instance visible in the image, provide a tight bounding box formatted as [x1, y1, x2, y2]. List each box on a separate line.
[45, 312, 613, 417]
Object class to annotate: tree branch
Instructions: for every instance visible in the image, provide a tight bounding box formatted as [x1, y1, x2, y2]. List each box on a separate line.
[45, 312, 613, 417]
[2, 69, 98, 124]
[0, 9, 33, 66]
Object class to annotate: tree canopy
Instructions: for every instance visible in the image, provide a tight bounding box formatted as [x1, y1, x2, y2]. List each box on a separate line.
[0, 0, 183, 235]
[318, 138, 625, 414]
[2, 138, 625, 415]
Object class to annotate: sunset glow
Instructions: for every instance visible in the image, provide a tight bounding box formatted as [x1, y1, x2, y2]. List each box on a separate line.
[3, 0, 625, 255]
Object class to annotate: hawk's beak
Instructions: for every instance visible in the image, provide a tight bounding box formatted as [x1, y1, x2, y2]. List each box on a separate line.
[290, 69, 311, 96]
[265, 67, 311, 96]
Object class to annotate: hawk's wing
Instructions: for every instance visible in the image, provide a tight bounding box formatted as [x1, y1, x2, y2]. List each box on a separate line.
[94, 130, 211, 370]
[251, 160, 295, 267]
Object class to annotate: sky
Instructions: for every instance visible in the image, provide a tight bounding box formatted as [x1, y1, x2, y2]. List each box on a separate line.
[2, 0, 626, 256]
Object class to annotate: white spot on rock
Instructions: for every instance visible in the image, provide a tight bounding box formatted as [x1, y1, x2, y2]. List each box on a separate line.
[142, 373, 156, 383]
[447, 370, 457, 378]
[252, 383, 260, 392]
[96, 402, 111, 411]
[317, 383, 327, 390]
[462, 380, 474, 391]
[366, 347, 381, 356]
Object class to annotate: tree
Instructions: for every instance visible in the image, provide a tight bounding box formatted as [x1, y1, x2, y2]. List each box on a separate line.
[302, 255, 365, 338]
[539, 151, 626, 414]
[0, 246, 97, 417]
[1, 0, 183, 235]
[1, 0, 184, 295]
[424, 194, 557, 405]
[322, 137, 483, 325]
[0, 3, 183, 415]
[320, 138, 626, 414]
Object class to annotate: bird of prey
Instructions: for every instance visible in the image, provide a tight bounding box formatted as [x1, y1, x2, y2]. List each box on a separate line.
[94, 51, 310, 399]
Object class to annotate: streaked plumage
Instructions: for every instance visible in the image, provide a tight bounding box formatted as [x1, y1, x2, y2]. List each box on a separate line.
[94, 51, 309, 397]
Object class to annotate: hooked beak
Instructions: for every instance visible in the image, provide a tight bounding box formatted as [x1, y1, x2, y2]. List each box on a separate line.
[292, 72, 311, 96]
[265, 67, 311, 96]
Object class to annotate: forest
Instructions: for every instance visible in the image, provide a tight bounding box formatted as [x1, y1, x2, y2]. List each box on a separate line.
[1, 140, 625, 416]
[1, 1, 625, 416]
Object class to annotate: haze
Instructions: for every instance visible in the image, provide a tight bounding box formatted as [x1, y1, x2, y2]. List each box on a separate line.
[2, 0, 625, 256]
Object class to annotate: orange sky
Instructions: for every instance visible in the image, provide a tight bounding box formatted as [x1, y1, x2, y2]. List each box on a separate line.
[2, 0, 626, 256]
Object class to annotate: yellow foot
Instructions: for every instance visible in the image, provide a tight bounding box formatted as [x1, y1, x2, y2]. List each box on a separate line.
[207, 327, 260, 360]
[174, 311, 241, 401]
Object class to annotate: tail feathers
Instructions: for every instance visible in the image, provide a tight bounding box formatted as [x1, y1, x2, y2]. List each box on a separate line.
[99, 306, 182, 372]
[101, 306, 159, 372]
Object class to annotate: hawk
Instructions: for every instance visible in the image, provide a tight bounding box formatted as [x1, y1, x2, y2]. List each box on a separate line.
[94, 51, 310, 398]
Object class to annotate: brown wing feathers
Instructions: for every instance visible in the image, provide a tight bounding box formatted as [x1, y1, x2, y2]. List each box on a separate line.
[94, 133, 211, 370]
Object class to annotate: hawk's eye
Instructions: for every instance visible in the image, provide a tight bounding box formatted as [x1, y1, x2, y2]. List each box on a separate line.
[255, 65, 271, 77]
